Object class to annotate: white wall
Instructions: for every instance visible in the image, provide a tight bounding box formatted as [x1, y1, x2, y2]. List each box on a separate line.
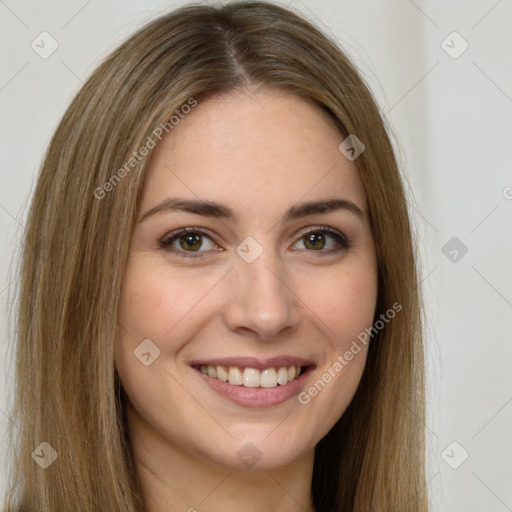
[1, 1, 510, 510]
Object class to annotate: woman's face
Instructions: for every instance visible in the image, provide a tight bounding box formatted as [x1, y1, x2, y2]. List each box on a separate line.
[116, 88, 378, 471]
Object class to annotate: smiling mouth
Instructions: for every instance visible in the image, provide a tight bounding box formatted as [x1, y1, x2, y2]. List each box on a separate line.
[191, 364, 309, 388]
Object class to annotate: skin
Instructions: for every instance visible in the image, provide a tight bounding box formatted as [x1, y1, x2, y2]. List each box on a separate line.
[115, 87, 378, 512]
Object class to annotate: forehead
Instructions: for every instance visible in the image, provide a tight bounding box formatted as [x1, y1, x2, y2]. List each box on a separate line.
[141, 89, 368, 221]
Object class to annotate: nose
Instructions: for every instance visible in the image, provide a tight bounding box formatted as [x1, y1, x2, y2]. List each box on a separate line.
[222, 244, 302, 340]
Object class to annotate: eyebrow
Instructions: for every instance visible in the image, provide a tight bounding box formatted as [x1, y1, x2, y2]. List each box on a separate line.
[138, 197, 365, 224]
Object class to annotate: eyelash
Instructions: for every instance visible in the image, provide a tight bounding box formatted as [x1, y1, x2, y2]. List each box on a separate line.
[159, 226, 351, 259]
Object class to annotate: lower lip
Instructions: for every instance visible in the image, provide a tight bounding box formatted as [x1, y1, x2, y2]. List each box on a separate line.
[193, 367, 312, 408]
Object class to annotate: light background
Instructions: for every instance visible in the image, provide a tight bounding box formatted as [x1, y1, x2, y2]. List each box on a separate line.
[0, 1, 511, 510]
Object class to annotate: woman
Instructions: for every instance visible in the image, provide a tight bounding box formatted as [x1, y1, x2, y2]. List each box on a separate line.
[4, 2, 427, 510]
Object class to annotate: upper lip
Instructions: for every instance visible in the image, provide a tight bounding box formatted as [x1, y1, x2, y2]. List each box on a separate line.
[189, 356, 315, 370]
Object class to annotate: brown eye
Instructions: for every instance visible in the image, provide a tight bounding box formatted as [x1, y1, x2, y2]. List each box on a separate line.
[159, 226, 350, 259]
[293, 227, 350, 254]
[303, 232, 326, 250]
[178, 233, 202, 251]
[160, 228, 218, 257]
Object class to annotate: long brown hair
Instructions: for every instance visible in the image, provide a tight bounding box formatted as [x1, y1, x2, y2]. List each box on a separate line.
[4, 2, 427, 510]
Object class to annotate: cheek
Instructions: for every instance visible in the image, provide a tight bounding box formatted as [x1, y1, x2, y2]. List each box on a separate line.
[295, 267, 376, 434]
[115, 261, 185, 384]
[114, 262, 200, 428]
[301, 260, 378, 346]
[118, 260, 213, 341]
[293, 257, 377, 416]
[115, 258, 226, 396]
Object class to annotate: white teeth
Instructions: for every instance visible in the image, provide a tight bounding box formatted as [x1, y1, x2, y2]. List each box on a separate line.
[199, 364, 304, 387]
[243, 368, 260, 387]
[260, 368, 278, 387]
[277, 367, 289, 385]
[228, 367, 243, 386]
[216, 366, 228, 382]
